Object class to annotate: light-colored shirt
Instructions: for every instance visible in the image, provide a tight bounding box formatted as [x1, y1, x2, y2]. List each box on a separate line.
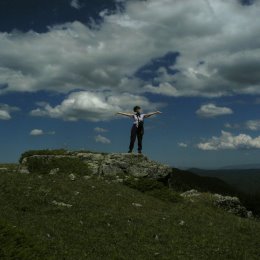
[132, 113, 145, 127]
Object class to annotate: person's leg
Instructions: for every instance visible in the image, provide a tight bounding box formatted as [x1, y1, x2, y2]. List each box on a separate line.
[137, 127, 144, 153]
[128, 125, 137, 152]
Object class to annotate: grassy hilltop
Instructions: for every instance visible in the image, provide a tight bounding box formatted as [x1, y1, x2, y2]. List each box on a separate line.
[0, 150, 260, 259]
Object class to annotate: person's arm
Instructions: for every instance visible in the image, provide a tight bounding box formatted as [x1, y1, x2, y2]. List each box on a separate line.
[144, 111, 162, 118]
[115, 112, 134, 117]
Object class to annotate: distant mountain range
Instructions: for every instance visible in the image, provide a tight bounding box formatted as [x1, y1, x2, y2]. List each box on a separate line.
[218, 164, 260, 170]
[168, 168, 239, 196]
[188, 168, 260, 194]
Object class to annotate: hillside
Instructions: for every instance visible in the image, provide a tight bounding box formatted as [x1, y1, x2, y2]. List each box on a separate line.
[168, 168, 239, 196]
[0, 150, 260, 259]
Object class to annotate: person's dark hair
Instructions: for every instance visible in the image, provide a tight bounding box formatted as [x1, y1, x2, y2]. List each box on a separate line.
[133, 106, 141, 112]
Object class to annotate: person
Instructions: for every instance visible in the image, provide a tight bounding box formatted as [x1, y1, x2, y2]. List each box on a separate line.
[115, 106, 162, 154]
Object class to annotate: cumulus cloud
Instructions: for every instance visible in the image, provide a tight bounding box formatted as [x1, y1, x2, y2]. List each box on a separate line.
[30, 129, 56, 136]
[178, 142, 188, 148]
[94, 127, 108, 133]
[95, 134, 111, 144]
[0, 110, 10, 120]
[197, 130, 260, 150]
[0, 0, 259, 98]
[30, 129, 44, 136]
[245, 120, 260, 130]
[30, 90, 163, 121]
[0, 104, 19, 120]
[70, 0, 82, 9]
[224, 122, 241, 129]
[143, 82, 180, 97]
[196, 103, 233, 118]
[224, 119, 260, 130]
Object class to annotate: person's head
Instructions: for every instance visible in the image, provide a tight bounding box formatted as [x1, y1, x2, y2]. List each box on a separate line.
[133, 106, 141, 113]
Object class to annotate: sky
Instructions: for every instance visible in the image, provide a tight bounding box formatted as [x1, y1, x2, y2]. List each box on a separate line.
[0, 0, 260, 168]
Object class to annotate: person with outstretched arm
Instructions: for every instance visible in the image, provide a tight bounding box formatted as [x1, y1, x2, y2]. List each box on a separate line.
[115, 106, 162, 154]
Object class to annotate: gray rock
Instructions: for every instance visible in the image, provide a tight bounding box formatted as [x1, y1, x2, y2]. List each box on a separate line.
[100, 164, 125, 176]
[49, 168, 59, 175]
[212, 193, 253, 218]
[180, 190, 254, 219]
[132, 202, 143, 207]
[20, 151, 172, 180]
[69, 173, 76, 181]
[52, 200, 72, 208]
[18, 166, 30, 174]
[180, 189, 201, 197]
[247, 211, 253, 218]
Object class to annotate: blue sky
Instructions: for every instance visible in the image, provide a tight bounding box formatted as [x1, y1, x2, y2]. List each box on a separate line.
[0, 0, 260, 168]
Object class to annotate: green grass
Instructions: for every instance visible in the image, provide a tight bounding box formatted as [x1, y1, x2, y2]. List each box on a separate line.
[25, 156, 90, 175]
[123, 176, 182, 203]
[0, 219, 46, 260]
[0, 164, 260, 259]
[19, 149, 69, 163]
[19, 149, 109, 164]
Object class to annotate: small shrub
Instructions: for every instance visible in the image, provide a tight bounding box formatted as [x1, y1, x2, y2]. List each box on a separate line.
[146, 188, 182, 203]
[123, 177, 165, 192]
[19, 149, 69, 163]
[123, 176, 182, 203]
[26, 157, 90, 175]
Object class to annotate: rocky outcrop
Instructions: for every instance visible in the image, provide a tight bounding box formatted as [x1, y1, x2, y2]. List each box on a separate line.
[19, 152, 172, 180]
[212, 193, 253, 218]
[181, 189, 253, 218]
[180, 189, 201, 197]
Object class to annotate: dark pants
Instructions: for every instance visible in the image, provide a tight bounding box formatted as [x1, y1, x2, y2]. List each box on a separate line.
[129, 124, 144, 152]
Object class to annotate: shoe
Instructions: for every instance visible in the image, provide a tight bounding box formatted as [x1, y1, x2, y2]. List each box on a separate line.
[138, 151, 142, 154]
[128, 150, 133, 153]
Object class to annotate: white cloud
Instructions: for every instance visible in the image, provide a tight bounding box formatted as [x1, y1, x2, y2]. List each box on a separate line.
[30, 129, 44, 136]
[0, 104, 19, 120]
[30, 90, 163, 121]
[224, 119, 260, 130]
[94, 127, 108, 133]
[30, 129, 56, 136]
[197, 130, 260, 150]
[0, 109, 10, 120]
[245, 120, 260, 131]
[143, 82, 180, 97]
[95, 134, 111, 144]
[196, 103, 233, 118]
[70, 0, 82, 9]
[178, 142, 188, 148]
[224, 122, 240, 129]
[0, 0, 259, 98]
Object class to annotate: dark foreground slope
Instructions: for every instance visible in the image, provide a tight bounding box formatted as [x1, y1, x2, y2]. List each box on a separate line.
[0, 162, 260, 259]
